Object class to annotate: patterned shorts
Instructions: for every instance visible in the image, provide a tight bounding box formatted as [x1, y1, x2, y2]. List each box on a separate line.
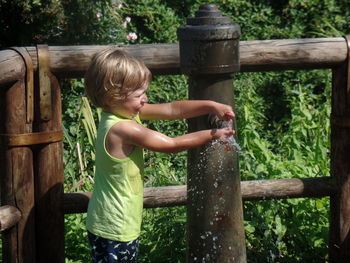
[88, 231, 139, 263]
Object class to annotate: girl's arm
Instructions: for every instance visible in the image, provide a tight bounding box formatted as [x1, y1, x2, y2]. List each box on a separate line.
[139, 100, 234, 121]
[112, 121, 234, 154]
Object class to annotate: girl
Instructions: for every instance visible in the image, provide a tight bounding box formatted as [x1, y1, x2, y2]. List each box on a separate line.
[84, 48, 234, 262]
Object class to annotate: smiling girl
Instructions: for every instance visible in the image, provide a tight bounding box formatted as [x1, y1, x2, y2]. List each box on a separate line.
[84, 48, 235, 263]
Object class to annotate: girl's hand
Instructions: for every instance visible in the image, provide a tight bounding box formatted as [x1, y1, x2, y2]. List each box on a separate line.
[212, 102, 235, 121]
[211, 127, 235, 140]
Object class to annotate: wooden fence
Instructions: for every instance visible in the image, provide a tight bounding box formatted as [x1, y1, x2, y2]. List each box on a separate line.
[0, 36, 349, 262]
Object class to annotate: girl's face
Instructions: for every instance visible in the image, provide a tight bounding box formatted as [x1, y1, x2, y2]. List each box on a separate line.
[114, 84, 148, 119]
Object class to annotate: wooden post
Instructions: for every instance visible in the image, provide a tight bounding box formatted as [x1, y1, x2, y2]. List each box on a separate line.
[178, 4, 246, 262]
[0, 50, 36, 262]
[329, 36, 350, 262]
[34, 45, 65, 263]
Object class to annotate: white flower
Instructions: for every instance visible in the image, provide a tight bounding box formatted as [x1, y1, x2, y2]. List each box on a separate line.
[117, 2, 123, 9]
[122, 17, 131, 28]
[126, 32, 137, 41]
[96, 12, 103, 20]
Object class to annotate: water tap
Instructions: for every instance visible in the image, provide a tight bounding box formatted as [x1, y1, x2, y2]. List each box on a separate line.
[208, 113, 233, 129]
[208, 114, 223, 129]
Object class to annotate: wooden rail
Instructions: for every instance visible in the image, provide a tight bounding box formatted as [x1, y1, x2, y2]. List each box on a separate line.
[0, 37, 347, 86]
[63, 177, 336, 214]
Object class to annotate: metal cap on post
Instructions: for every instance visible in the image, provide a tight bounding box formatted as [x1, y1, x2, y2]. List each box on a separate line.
[178, 4, 246, 263]
[177, 3, 241, 75]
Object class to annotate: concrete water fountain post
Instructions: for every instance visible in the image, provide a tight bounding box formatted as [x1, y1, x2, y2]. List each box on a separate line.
[177, 4, 246, 262]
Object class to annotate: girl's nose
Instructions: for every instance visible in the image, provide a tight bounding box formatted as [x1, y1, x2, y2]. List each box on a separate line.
[142, 94, 148, 103]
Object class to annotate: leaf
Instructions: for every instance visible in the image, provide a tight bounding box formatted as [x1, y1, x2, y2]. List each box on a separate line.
[80, 97, 97, 147]
[274, 214, 287, 239]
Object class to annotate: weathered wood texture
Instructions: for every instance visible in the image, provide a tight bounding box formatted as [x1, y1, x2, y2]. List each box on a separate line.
[0, 75, 36, 261]
[187, 75, 246, 262]
[33, 65, 65, 262]
[0, 38, 347, 86]
[63, 186, 187, 214]
[0, 205, 21, 232]
[0, 49, 26, 86]
[242, 176, 335, 200]
[240, 38, 347, 71]
[329, 61, 350, 262]
[0, 44, 180, 85]
[63, 177, 335, 214]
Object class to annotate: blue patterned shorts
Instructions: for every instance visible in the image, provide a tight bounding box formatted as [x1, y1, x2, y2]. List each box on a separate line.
[88, 231, 139, 263]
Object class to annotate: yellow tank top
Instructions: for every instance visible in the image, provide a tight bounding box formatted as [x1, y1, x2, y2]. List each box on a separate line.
[86, 112, 144, 241]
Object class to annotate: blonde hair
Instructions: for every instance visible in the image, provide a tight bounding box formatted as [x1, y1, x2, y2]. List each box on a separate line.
[84, 48, 152, 109]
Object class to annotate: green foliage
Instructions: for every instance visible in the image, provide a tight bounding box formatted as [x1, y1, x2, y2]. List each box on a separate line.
[0, 0, 129, 46]
[122, 0, 181, 43]
[64, 214, 91, 263]
[62, 79, 98, 192]
[62, 79, 99, 262]
[234, 69, 331, 262]
[139, 207, 187, 263]
[235, 70, 331, 180]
